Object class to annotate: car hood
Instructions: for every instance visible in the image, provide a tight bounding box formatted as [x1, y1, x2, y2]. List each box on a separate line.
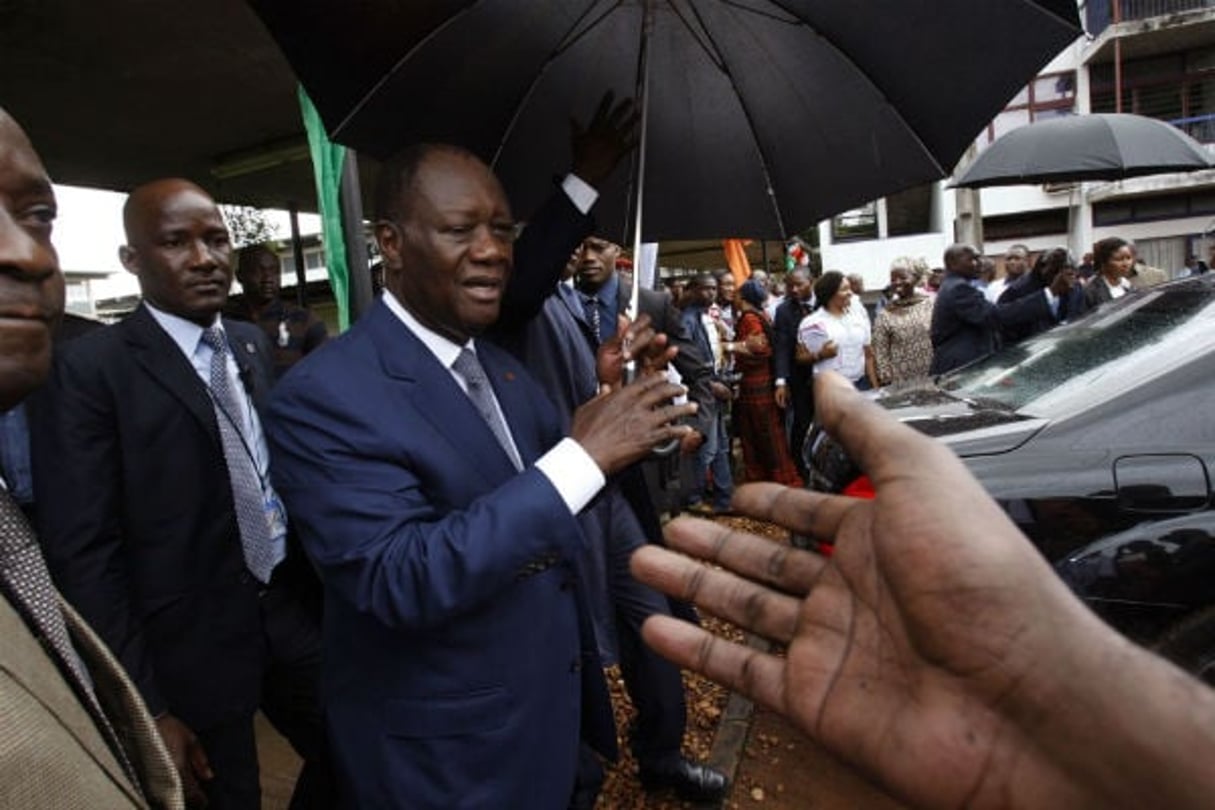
[877, 385, 1047, 456]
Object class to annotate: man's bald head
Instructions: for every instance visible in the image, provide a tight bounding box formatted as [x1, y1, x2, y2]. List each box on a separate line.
[944, 244, 980, 279]
[0, 106, 66, 410]
[118, 178, 233, 326]
[122, 178, 212, 242]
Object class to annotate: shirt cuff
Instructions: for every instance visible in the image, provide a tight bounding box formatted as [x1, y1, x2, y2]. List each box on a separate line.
[775, 378, 787, 387]
[562, 174, 599, 215]
[1042, 287, 1060, 318]
[535, 437, 605, 514]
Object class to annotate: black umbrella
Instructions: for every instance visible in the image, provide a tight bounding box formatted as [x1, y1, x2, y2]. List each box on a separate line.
[248, 0, 1080, 243]
[953, 113, 1214, 188]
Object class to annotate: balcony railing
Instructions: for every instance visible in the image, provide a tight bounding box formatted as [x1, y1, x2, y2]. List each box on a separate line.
[1084, 0, 1214, 35]
[1169, 112, 1215, 144]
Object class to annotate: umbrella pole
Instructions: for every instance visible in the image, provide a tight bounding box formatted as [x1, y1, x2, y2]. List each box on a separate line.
[626, 0, 654, 327]
[626, 0, 678, 458]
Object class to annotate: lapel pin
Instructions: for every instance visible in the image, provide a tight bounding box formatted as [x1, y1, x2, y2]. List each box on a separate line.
[504, 371, 515, 381]
[245, 342, 257, 354]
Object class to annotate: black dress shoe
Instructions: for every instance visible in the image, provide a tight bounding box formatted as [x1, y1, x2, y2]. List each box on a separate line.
[638, 755, 729, 803]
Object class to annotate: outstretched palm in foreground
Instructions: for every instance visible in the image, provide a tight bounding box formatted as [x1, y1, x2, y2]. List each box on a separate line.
[632, 372, 1215, 810]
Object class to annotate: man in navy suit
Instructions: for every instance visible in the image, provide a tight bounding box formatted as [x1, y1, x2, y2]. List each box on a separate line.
[498, 254, 729, 801]
[31, 179, 329, 809]
[929, 243, 1063, 375]
[267, 143, 696, 809]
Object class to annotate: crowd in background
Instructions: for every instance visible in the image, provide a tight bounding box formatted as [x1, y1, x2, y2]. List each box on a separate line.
[658, 236, 1209, 505]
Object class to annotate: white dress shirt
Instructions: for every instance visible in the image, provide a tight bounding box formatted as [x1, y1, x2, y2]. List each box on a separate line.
[381, 291, 605, 515]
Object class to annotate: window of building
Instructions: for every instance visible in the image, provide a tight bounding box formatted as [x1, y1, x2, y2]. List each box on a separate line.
[830, 202, 878, 242]
[885, 184, 934, 237]
[1090, 47, 1215, 142]
[979, 71, 1076, 147]
[1093, 189, 1215, 226]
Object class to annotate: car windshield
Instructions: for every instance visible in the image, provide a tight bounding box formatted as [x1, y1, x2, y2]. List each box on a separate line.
[938, 279, 1215, 413]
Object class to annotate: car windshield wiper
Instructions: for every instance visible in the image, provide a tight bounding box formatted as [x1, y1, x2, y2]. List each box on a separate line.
[956, 394, 1016, 413]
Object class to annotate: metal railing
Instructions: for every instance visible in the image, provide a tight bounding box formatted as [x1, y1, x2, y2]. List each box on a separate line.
[1169, 112, 1215, 143]
[1084, 0, 1214, 35]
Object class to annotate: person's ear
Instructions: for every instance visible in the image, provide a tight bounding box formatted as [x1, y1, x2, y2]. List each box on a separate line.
[118, 245, 139, 276]
[376, 221, 402, 266]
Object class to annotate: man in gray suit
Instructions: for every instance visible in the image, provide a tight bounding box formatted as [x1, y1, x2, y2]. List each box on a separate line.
[0, 105, 182, 808]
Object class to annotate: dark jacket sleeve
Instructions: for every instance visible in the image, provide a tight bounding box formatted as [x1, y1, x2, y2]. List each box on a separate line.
[649, 292, 715, 436]
[772, 301, 799, 382]
[29, 334, 168, 716]
[495, 188, 593, 332]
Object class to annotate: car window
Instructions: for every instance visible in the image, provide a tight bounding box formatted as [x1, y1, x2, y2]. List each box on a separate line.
[938, 280, 1215, 413]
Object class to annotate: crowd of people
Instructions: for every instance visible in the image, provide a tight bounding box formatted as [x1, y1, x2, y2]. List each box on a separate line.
[3, 88, 1215, 810]
[655, 233, 1202, 502]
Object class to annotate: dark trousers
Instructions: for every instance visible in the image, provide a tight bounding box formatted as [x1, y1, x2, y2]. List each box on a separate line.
[608, 534, 687, 762]
[198, 579, 334, 810]
[788, 370, 814, 480]
[619, 465, 699, 625]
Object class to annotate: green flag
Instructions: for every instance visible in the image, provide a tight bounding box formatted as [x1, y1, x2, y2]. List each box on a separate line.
[299, 87, 352, 331]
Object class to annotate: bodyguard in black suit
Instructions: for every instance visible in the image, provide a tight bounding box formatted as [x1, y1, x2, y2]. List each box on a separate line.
[555, 236, 725, 800]
[930, 244, 1062, 375]
[772, 268, 815, 477]
[31, 179, 328, 809]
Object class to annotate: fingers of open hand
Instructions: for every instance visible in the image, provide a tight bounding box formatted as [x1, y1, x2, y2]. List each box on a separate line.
[663, 515, 824, 597]
[632, 544, 802, 644]
[814, 372, 963, 491]
[732, 482, 862, 546]
[641, 615, 788, 713]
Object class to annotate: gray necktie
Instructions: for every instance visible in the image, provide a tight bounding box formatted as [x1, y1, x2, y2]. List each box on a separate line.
[452, 348, 523, 471]
[202, 327, 281, 583]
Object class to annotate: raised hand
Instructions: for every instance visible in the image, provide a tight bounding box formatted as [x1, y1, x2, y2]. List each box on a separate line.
[632, 371, 1215, 810]
[571, 91, 640, 187]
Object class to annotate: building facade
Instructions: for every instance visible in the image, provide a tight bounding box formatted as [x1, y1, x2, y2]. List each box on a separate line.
[818, 0, 1215, 285]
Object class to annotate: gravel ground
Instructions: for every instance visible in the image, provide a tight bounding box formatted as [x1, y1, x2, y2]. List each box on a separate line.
[595, 513, 785, 809]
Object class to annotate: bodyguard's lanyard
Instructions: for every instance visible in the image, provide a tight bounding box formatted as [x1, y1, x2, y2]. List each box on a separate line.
[205, 372, 271, 492]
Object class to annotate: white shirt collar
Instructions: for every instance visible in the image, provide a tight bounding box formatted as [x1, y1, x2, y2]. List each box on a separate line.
[143, 301, 222, 359]
[381, 290, 474, 370]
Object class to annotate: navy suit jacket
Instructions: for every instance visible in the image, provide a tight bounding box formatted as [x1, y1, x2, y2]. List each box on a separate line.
[929, 273, 1052, 375]
[268, 301, 614, 809]
[31, 306, 282, 728]
[997, 271, 1088, 345]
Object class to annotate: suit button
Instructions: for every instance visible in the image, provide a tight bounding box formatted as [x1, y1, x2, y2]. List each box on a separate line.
[560, 578, 574, 591]
[238, 571, 252, 586]
[570, 658, 582, 673]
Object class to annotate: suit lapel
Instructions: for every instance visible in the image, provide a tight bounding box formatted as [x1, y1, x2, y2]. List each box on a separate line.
[62, 600, 180, 807]
[368, 304, 520, 483]
[558, 283, 597, 347]
[224, 325, 271, 414]
[123, 306, 220, 446]
[0, 589, 147, 807]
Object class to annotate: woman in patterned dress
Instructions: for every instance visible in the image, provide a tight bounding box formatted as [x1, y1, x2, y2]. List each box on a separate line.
[731, 279, 803, 487]
[873, 261, 935, 386]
